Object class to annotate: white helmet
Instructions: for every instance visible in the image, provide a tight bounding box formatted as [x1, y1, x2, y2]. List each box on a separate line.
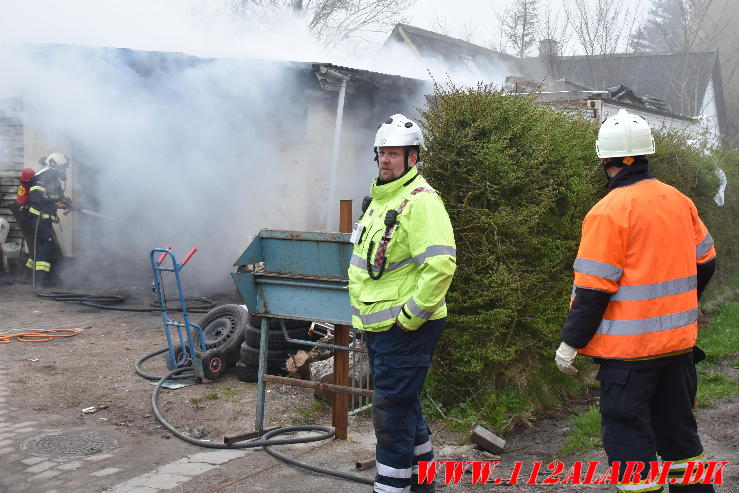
[44, 152, 70, 169]
[374, 114, 425, 149]
[596, 109, 655, 158]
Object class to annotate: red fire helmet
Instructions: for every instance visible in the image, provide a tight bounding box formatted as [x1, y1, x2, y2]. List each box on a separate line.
[20, 168, 35, 181]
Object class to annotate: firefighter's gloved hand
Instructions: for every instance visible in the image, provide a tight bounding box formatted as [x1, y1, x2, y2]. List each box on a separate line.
[555, 342, 579, 375]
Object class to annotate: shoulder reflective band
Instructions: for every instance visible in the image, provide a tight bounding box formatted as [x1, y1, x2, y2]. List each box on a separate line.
[597, 308, 698, 335]
[610, 275, 697, 302]
[573, 258, 623, 282]
[696, 232, 714, 258]
[29, 185, 46, 192]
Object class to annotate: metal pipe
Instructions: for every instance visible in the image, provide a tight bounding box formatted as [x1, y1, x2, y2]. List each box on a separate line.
[263, 374, 373, 398]
[321, 66, 350, 231]
[255, 317, 270, 433]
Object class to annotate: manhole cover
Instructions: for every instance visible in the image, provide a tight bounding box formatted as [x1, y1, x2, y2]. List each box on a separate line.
[21, 429, 117, 459]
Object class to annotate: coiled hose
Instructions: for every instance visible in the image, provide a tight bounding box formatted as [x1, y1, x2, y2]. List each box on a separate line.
[29, 214, 213, 312]
[137, 350, 373, 486]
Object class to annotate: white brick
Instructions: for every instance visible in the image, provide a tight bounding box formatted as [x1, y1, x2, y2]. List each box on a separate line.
[28, 469, 61, 481]
[157, 460, 216, 477]
[90, 467, 122, 477]
[139, 472, 190, 490]
[57, 460, 82, 471]
[85, 453, 114, 462]
[26, 460, 56, 473]
[187, 449, 248, 464]
[20, 456, 47, 465]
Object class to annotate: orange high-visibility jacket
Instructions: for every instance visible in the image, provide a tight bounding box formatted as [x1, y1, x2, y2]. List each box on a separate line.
[573, 178, 716, 360]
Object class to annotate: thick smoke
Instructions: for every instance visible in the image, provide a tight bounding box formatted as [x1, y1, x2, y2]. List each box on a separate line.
[0, 1, 513, 295]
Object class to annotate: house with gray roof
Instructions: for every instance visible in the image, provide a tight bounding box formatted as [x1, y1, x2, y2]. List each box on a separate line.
[379, 24, 727, 147]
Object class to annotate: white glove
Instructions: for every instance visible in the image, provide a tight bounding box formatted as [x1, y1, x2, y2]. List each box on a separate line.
[555, 342, 579, 375]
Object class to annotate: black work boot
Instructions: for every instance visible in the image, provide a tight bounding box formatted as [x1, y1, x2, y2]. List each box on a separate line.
[410, 474, 437, 492]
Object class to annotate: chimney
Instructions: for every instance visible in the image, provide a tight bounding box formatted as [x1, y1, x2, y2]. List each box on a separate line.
[538, 39, 560, 79]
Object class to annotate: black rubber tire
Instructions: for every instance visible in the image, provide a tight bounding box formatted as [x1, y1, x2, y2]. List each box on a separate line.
[203, 351, 227, 381]
[240, 342, 291, 370]
[167, 344, 192, 368]
[196, 304, 248, 353]
[243, 322, 311, 350]
[248, 315, 311, 331]
[235, 360, 259, 383]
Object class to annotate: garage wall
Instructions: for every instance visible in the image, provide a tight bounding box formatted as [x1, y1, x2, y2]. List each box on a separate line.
[0, 98, 24, 246]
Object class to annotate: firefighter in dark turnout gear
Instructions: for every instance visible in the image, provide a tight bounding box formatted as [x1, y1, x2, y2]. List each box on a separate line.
[349, 114, 456, 493]
[556, 110, 717, 492]
[26, 153, 72, 284]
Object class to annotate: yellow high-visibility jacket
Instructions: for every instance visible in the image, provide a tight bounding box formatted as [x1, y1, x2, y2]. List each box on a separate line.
[348, 168, 456, 332]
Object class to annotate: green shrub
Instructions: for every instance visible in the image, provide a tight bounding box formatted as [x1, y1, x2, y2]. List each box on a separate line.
[418, 82, 739, 431]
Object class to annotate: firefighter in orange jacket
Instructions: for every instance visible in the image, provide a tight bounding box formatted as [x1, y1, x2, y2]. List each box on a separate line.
[556, 110, 717, 493]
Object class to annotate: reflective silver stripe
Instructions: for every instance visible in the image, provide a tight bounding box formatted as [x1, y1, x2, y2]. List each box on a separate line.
[615, 480, 661, 492]
[354, 304, 403, 325]
[574, 258, 623, 282]
[414, 245, 456, 264]
[414, 440, 433, 456]
[350, 254, 415, 273]
[669, 452, 705, 470]
[376, 462, 413, 479]
[350, 245, 454, 273]
[597, 308, 698, 336]
[696, 232, 714, 258]
[611, 276, 697, 302]
[407, 298, 434, 320]
[373, 482, 410, 493]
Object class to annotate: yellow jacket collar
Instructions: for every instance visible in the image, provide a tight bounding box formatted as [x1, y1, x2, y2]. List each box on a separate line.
[371, 168, 420, 202]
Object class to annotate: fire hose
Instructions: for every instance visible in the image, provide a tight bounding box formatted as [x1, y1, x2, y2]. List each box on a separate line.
[135, 352, 373, 486]
[29, 214, 214, 312]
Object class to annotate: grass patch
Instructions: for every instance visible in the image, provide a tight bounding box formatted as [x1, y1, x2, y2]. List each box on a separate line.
[697, 302, 739, 365]
[558, 405, 601, 456]
[292, 400, 328, 425]
[696, 372, 739, 408]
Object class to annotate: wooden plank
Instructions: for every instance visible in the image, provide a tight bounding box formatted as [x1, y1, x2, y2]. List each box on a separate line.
[332, 199, 353, 441]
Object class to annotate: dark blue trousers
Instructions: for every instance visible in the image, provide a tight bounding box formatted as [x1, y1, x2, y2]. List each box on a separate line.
[365, 318, 445, 493]
[598, 358, 715, 492]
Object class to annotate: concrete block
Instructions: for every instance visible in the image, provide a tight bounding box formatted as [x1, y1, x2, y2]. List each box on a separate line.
[470, 424, 506, 454]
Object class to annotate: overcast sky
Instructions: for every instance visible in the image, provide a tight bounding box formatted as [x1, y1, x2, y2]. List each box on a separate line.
[0, 0, 650, 61]
[405, 0, 649, 55]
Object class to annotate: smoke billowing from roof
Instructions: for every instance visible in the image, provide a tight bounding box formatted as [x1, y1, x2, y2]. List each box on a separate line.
[0, 1, 507, 294]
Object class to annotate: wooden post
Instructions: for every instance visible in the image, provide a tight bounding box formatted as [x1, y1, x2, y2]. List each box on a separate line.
[333, 200, 352, 439]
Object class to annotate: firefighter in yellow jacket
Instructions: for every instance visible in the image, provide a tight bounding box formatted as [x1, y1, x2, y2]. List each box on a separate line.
[349, 114, 456, 493]
[556, 110, 717, 493]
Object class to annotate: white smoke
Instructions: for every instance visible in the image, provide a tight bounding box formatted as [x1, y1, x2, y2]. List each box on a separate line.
[0, 1, 516, 295]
